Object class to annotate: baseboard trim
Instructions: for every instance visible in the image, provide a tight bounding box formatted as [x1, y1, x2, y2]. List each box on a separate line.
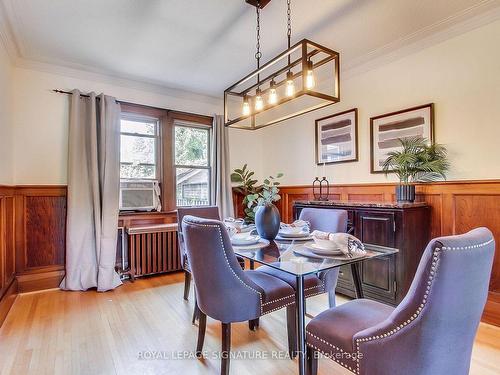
[16, 270, 65, 293]
[0, 279, 18, 327]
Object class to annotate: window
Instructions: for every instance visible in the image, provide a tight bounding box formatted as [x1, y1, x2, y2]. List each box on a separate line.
[120, 115, 159, 180]
[174, 122, 211, 207]
[118, 103, 213, 212]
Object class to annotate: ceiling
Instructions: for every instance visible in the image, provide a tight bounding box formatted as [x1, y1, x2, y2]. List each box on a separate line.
[1, 0, 499, 97]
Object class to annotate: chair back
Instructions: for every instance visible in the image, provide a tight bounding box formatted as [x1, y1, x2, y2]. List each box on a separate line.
[299, 207, 348, 233]
[177, 206, 220, 234]
[177, 206, 220, 265]
[356, 227, 495, 375]
[181, 215, 264, 323]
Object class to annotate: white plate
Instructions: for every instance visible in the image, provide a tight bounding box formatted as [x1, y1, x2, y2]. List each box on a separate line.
[278, 231, 310, 238]
[231, 234, 260, 246]
[304, 243, 343, 255]
[233, 238, 270, 250]
[293, 248, 367, 260]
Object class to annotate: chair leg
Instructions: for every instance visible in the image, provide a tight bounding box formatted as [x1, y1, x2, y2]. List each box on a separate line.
[183, 270, 191, 300]
[286, 305, 297, 359]
[248, 318, 260, 331]
[196, 311, 207, 358]
[192, 294, 199, 325]
[221, 323, 231, 375]
[306, 346, 318, 375]
[327, 289, 336, 308]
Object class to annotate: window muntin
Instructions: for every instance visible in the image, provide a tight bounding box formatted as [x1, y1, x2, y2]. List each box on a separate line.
[174, 122, 211, 207]
[120, 115, 159, 180]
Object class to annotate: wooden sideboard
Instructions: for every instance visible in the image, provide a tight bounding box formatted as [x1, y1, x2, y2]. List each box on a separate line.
[293, 201, 430, 306]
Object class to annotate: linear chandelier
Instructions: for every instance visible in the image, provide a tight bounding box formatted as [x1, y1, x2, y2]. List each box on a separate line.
[224, 0, 340, 130]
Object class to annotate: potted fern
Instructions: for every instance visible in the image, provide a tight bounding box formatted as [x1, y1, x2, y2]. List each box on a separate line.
[382, 137, 450, 203]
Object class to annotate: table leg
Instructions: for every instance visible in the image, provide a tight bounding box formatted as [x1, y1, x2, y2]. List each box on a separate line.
[295, 275, 306, 375]
[351, 263, 364, 299]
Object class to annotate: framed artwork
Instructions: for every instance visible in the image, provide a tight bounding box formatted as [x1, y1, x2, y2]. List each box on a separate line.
[370, 103, 434, 173]
[315, 108, 358, 165]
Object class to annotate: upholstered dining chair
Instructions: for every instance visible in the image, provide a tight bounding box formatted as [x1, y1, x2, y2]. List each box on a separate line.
[305, 227, 495, 375]
[182, 215, 298, 375]
[177, 206, 221, 301]
[259, 208, 348, 308]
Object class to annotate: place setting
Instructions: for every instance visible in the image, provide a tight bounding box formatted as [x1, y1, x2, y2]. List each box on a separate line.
[275, 220, 313, 241]
[293, 230, 367, 260]
[223, 217, 270, 250]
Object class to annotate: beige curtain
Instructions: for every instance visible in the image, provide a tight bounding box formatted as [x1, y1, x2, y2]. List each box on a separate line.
[60, 90, 122, 292]
[212, 114, 234, 219]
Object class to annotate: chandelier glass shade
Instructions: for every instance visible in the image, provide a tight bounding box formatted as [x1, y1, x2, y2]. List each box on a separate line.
[224, 39, 340, 130]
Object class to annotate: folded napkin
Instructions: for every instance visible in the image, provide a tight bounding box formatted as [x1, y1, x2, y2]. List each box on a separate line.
[281, 220, 309, 228]
[310, 230, 333, 240]
[311, 231, 366, 256]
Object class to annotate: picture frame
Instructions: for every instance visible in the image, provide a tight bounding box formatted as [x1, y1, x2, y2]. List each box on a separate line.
[370, 103, 434, 173]
[315, 108, 358, 165]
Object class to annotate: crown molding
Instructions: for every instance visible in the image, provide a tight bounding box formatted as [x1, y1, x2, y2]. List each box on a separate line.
[15, 57, 223, 105]
[342, 1, 500, 79]
[0, 0, 20, 64]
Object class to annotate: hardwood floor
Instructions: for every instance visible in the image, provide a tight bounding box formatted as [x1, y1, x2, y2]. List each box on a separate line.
[0, 273, 499, 375]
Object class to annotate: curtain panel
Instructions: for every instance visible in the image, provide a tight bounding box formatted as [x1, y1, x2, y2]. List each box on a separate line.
[60, 90, 122, 292]
[212, 114, 234, 219]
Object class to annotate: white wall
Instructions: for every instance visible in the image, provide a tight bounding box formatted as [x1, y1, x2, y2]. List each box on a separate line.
[10, 65, 255, 184]
[249, 19, 500, 186]
[0, 38, 13, 184]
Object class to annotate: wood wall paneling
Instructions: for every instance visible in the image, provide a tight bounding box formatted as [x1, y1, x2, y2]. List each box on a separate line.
[0, 187, 18, 326]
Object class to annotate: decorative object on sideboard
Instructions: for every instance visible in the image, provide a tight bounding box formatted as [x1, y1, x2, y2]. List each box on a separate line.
[382, 137, 450, 203]
[370, 103, 434, 173]
[316, 108, 358, 164]
[247, 174, 283, 240]
[224, 0, 340, 130]
[312, 176, 330, 201]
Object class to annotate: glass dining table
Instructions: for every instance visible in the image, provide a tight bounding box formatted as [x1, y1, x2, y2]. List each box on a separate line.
[233, 237, 398, 375]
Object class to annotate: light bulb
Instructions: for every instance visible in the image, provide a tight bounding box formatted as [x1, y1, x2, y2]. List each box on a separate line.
[286, 79, 295, 97]
[268, 80, 278, 105]
[255, 90, 264, 111]
[306, 68, 315, 89]
[242, 97, 250, 116]
[286, 71, 295, 97]
[269, 88, 278, 104]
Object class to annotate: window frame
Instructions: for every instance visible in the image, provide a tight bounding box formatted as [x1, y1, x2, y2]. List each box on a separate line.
[119, 103, 213, 212]
[173, 120, 213, 207]
[119, 112, 161, 181]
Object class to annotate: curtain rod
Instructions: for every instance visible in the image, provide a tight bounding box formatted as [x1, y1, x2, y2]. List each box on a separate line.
[52, 89, 214, 121]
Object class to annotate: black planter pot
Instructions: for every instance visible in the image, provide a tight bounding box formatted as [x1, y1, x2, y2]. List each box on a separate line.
[255, 203, 281, 240]
[395, 184, 416, 203]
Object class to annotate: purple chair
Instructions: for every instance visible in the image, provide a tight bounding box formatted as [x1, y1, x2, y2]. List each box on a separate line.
[306, 227, 495, 375]
[182, 215, 298, 375]
[177, 206, 221, 301]
[259, 208, 348, 307]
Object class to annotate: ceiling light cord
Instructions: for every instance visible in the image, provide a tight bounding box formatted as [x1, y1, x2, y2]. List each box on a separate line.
[287, 0, 292, 67]
[255, 3, 262, 85]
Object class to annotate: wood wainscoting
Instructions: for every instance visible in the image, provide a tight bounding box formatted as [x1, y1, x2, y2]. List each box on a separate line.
[233, 179, 500, 326]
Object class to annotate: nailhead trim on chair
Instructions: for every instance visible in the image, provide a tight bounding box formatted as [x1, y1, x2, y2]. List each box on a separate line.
[262, 294, 296, 306]
[183, 220, 264, 313]
[306, 238, 494, 375]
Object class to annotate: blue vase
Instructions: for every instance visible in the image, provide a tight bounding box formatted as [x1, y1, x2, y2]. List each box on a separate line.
[255, 203, 281, 240]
